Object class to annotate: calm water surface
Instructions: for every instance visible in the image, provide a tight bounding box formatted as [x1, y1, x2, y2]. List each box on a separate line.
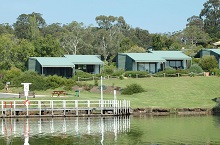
[0, 115, 220, 145]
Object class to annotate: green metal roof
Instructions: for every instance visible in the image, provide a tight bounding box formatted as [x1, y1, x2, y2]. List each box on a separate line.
[209, 49, 220, 55]
[151, 51, 192, 60]
[64, 55, 103, 65]
[30, 57, 75, 67]
[120, 53, 166, 62]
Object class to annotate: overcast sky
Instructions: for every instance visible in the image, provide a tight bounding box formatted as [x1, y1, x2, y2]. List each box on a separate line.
[0, 0, 207, 33]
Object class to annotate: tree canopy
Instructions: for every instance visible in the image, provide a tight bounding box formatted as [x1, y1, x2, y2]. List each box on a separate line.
[1, 0, 220, 71]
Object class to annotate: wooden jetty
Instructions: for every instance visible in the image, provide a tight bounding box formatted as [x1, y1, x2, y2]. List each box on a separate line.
[0, 100, 130, 117]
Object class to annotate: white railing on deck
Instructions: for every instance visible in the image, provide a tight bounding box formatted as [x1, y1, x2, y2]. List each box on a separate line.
[0, 100, 130, 117]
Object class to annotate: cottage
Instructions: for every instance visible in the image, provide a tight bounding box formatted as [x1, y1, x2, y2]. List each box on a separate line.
[114, 51, 192, 73]
[28, 55, 103, 77]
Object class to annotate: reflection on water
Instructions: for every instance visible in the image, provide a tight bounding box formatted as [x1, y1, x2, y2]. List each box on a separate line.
[1, 115, 220, 145]
[0, 116, 130, 145]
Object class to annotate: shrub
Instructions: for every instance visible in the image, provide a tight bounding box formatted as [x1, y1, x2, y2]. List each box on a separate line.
[119, 75, 124, 80]
[189, 64, 203, 73]
[84, 83, 94, 91]
[210, 68, 220, 76]
[14, 71, 48, 91]
[121, 83, 145, 95]
[124, 71, 148, 78]
[64, 78, 76, 91]
[2, 67, 22, 85]
[112, 69, 125, 76]
[94, 80, 99, 86]
[199, 56, 218, 72]
[74, 70, 93, 80]
[164, 67, 176, 74]
[176, 69, 190, 75]
[45, 75, 65, 89]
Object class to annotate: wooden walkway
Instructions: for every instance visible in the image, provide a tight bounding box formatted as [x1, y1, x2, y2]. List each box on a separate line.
[0, 100, 130, 117]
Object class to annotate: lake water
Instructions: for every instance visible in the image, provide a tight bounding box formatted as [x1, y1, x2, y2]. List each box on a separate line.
[0, 115, 220, 145]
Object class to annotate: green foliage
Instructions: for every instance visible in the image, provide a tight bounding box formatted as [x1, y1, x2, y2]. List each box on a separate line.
[119, 75, 124, 80]
[164, 67, 176, 74]
[14, 71, 48, 91]
[189, 64, 203, 73]
[45, 75, 65, 89]
[112, 69, 125, 76]
[125, 45, 146, 53]
[121, 83, 145, 95]
[94, 80, 99, 86]
[176, 69, 189, 74]
[2, 67, 22, 85]
[74, 70, 93, 79]
[210, 68, 220, 77]
[84, 83, 94, 91]
[63, 78, 76, 91]
[199, 56, 218, 72]
[124, 71, 148, 78]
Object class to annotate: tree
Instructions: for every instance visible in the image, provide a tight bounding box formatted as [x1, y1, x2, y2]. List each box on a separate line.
[186, 15, 204, 30]
[14, 12, 46, 40]
[200, 0, 220, 39]
[0, 23, 14, 35]
[183, 25, 211, 46]
[125, 45, 146, 53]
[95, 15, 117, 30]
[119, 37, 134, 52]
[0, 34, 16, 70]
[61, 21, 84, 54]
[33, 35, 63, 57]
[151, 34, 165, 50]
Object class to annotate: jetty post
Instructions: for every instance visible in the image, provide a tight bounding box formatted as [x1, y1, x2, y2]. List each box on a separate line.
[21, 83, 31, 117]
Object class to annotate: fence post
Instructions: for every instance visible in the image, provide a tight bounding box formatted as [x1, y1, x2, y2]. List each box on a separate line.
[38, 101, 41, 116]
[63, 100, 66, 116]
[13, 101, 16, 116]
[75, 100, 78, 116]
[51, 101, 54, 116]
[88, 100, 90, 115]
[1, 101, 3, 117]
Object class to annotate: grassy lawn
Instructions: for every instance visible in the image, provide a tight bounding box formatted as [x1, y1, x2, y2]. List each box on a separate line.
[1, 76, 219, 109]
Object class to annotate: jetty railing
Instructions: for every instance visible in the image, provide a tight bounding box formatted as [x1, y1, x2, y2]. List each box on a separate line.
[0, 100, 130, 117]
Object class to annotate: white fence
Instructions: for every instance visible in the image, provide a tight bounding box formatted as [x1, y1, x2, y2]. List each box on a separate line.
[0, 100, 130, 117]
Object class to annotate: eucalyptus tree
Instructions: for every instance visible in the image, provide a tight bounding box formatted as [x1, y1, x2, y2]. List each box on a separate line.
[61, 21, 84, 54]
[13, 12, 46, 40]
[200, 0, 220, 39]
[186, 15, 204, 30]
[183, 25, 211, 46]
[0, 23, 14, 35]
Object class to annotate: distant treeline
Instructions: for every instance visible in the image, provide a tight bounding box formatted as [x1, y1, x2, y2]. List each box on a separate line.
[0, 0, 219, 71]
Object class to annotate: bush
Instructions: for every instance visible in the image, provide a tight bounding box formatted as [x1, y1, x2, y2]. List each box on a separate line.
[121, 83, 145, 95]
[210, 68, 220, 76]
[164, 67, 176, 74]
[64, 78, 76, 91]
[45, 75, 66, 89]
[189, 64, 203, 73]
[94, 80, 99, 86]
[199, 56, 218, 72]
[14, 71, 48, 91]
[112, 69, 125, 76]
[74, 70, 93, 80]
[2, 67, 22, 85]
[124, 71, 148, 78]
